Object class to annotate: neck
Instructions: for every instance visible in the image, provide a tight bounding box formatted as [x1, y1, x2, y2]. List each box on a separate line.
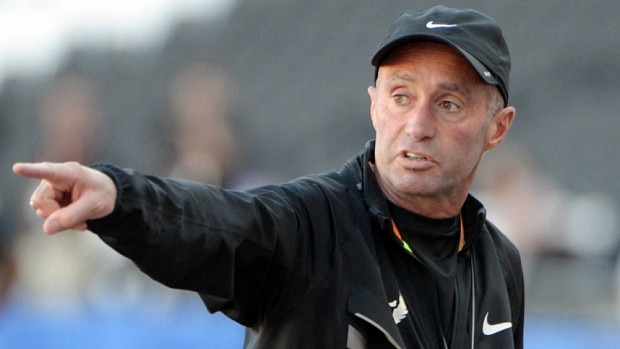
[396, 196, 463, 218]
[381, 184, 468, 219]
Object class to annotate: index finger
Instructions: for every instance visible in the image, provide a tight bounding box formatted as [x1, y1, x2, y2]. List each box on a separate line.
[13, 162, 77, 183]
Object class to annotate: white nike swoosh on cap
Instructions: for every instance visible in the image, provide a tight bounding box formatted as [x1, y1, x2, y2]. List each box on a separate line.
[426, 21, 458, 29]
[482, 312, 512, 336]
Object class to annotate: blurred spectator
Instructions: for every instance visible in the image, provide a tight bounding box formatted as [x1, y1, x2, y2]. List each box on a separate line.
[0, 196, 16, 313]
[476, 141, 619, 260]
[35, 73, 104, 164]
[167, 61, 239, 185]
[473, 141, 563, 277]
[0, 85, 20, 314]
[165, 60, 269, 189]
[473, 141, 620, 317]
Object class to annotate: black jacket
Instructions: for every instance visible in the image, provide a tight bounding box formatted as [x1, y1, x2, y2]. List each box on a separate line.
[88, 141, 524, 349]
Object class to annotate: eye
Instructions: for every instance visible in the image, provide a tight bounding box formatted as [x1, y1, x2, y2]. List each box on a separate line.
[439, 100, 460, 112]
[393, 94, 410, 105]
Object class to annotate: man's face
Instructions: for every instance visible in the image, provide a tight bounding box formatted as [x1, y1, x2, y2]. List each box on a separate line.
[368, 42, 514, 217]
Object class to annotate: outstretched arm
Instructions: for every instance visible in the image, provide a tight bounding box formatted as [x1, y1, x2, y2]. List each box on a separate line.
[12, 161, 117, 235]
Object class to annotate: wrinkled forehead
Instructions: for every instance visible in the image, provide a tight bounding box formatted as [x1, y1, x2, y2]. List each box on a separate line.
[376, 42, 481, 85]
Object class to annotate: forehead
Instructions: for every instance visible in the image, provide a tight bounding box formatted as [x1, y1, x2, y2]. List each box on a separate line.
[377, 42, 482, 86]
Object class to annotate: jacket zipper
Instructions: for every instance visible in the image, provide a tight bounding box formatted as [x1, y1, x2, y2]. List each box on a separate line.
[444, 254, 475, 349]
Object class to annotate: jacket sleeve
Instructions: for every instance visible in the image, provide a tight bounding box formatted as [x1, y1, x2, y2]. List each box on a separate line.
[86, 163, 340, 326]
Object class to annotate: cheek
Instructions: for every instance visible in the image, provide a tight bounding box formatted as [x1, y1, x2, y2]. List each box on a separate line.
[372, 110, 395, 140]
[374, 101, 408, 131]
[449, 129, 486, 163]
[455, 119, 490, 147]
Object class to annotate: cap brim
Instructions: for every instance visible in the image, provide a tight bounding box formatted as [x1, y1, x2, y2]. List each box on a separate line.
[372, 34, 500, 87]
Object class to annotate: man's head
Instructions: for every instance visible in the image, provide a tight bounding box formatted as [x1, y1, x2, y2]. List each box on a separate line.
[368, 7, 515, 218]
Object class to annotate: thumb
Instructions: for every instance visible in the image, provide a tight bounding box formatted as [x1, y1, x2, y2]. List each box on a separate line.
[40, 192, 95, 234]
[42, 213, 88, 235]
[42, 189, 109, 234]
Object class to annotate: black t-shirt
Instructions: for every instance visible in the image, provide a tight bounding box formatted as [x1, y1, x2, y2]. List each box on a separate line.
[388, 202, 461, 347]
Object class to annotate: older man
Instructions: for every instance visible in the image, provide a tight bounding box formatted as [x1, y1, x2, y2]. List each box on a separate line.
[15, 6, 522, 349]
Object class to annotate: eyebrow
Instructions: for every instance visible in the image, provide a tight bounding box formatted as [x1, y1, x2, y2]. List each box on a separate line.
[385, 72, 415, 84]
[376, 71, 414, 88]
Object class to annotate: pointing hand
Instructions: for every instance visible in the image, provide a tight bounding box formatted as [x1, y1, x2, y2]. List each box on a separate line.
[13, 162, 117, 234]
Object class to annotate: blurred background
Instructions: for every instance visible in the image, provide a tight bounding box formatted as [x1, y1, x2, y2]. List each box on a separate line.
[1, 0, 619, 348]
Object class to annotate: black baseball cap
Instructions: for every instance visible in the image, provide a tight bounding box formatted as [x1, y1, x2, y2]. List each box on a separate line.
[372, 6, 510, 106]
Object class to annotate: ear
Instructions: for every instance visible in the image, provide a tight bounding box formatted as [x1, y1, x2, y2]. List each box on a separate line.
[368, 85, 377, 129]
[484, 106, 516, 151]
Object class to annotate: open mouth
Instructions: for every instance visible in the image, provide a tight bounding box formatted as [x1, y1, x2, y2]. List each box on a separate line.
[405, 152, 426, 160]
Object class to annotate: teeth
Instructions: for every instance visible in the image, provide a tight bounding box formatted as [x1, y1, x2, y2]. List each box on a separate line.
[405, 152, 425, 160]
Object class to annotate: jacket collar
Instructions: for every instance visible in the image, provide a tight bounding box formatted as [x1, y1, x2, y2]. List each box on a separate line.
[358, 140, 393, 229]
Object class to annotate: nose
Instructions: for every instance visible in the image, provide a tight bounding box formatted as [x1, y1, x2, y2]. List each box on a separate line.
[404, 102, 436, 141]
